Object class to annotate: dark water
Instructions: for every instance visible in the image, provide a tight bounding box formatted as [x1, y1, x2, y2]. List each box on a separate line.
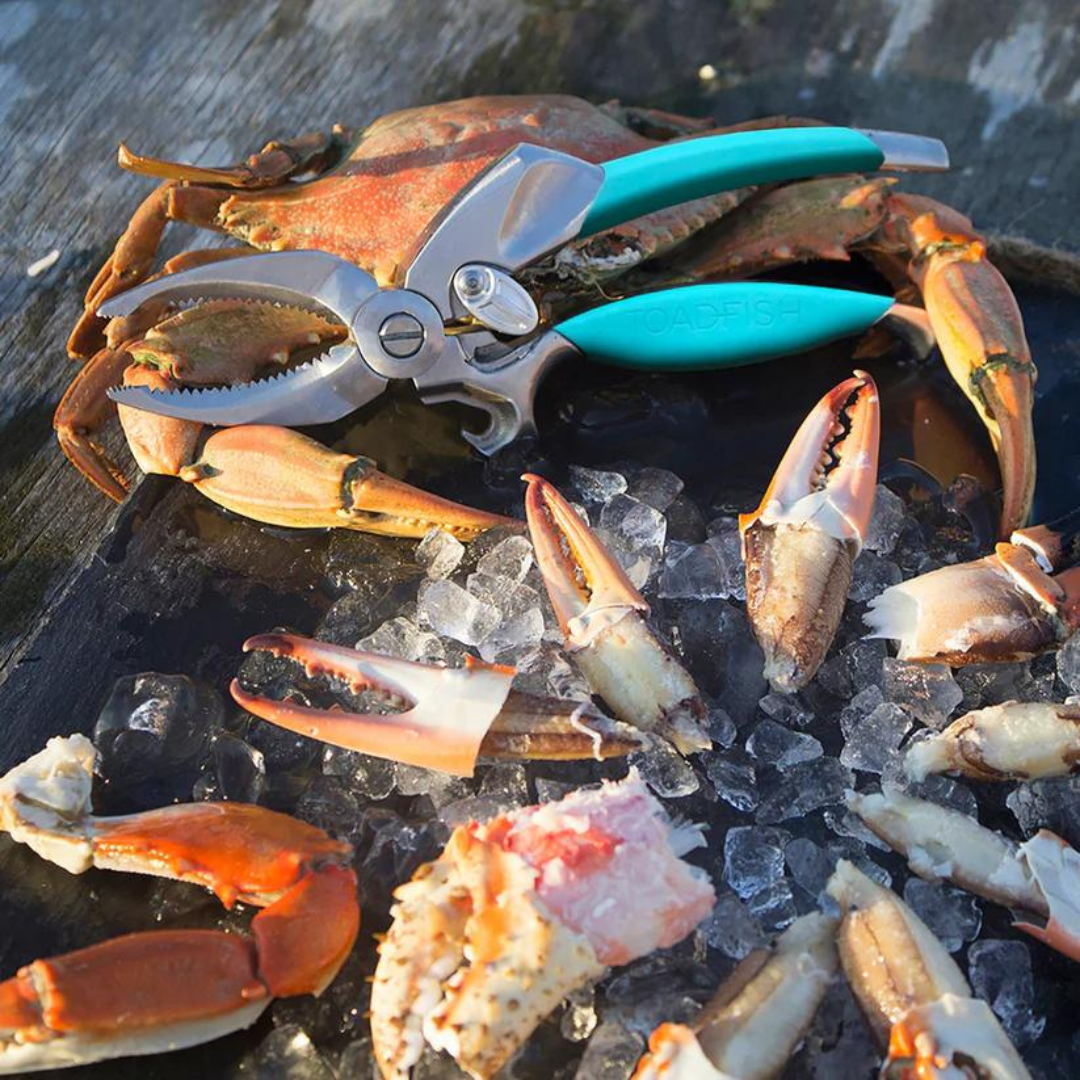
[0, 278, 1076, 1078]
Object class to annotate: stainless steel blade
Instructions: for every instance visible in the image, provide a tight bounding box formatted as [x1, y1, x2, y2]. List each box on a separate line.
[107, 344, 387, 426]
[98, 250, 379, 325]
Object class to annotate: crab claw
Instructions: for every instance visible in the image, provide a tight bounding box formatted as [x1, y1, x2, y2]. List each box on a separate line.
[865, 543, 1080, 665]
[848, 788, 1080, 968]
[179, 426, 513, 538]
[633, 913, 838, 1080]
[905, 700, 1080, 782]
[232, 633, 640, 777]
[522, 474, 710, 754]
[826, 860, 1031, 1079]
[877, 194, 1037, 537]
[740, 371, 879, 692]
[0, 735, 359, 1073]
[370, 772, 715, 1080]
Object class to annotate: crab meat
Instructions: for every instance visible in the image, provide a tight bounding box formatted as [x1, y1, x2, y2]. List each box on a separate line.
[740, 371, 880, 693]
[847, 788, 1080, 964]
[522, 474, 710, 754]
[232, 632, 641, 776]
[906, 700, 1080, 782]
[0, 736, 359, 1073]
[865, 542, 1080, 665]
[633, 912, 838, 1080]
[370, 772, 715, 1079]
[826, 860, 1031, 1079]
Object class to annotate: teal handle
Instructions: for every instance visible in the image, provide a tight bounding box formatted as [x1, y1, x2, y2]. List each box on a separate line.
[580, 127, 884, 237]
[554, 283, 893, 371]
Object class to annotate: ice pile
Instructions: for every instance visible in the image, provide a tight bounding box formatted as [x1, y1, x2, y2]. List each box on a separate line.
[85, 466, 1076, 1078]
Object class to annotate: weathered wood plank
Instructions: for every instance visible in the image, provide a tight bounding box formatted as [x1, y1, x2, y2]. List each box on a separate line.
[2, 0, 1079, 685]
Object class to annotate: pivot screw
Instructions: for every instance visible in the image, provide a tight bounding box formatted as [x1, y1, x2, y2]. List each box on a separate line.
[457, 268, 489, 299]
[378, 313, 425, 358]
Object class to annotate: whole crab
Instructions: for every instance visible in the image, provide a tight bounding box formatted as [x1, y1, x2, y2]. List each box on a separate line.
[59, 94, 1036, 537]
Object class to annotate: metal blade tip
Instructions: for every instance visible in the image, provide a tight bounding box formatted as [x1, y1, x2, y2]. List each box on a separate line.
[859, 130, 950, 172]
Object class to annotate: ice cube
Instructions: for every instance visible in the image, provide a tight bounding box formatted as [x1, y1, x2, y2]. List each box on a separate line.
[722, 825, 791, 898]
[697, 891, 767, 958]
[839, 702, 912, 774]
[574, 1021, 644, 1080]
[705, 701, 738, 748]
[417, 579, 501, 646]
[784, 836, 834, 902]
[393, 763, 471, 809]
[882, 658, 963, 730]
[704, 525, 745, 601]
[600, 494, 667, 560]
[658, 542, 726, 599]
[1007, 776, 1080, 846]
[357, 616, 446, 664]
[477, 606, 545, 664]
[816, 639, 886, 699]
[569, 464, 627, 503]
[630, 739, 700, 798]
[94, 673, 223, 794]
[703, 754, 758, 813]
[245, 1024, 336, 1079]
[1057, 631, 1080, 694]
[849, 551, 903, 602]
[415, 527, 465, 579]
[838, 685, 885, 737]
[756, 759, 853, 824]
[967, 939, 1046, 1047]
[626, 466, 684, 511]
[476, 534, 535, 584]
[902, 878, 981, 952]
[799, 980, 881, 1079]
[322, 746, 396, 801]
[864, 484, 907, 555]
[758, 692, 815, 729]
[193, 733, 266, 804]
[602, 954, 704, 1036]
[561, 985, 598, 1042]
[294, 776, 360, 836]
[746, 720, 823, 770]
[746, 878, 798, 932]
[664, 494, 707, 544]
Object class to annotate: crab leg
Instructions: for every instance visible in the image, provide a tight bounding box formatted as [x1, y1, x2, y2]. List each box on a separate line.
[179, 426, 512, 537]
[0, 736, 359, 1073]
[847, 789, 1080, 966]
[740, 371, 879, 693]
[905, 701, 1080, 782]
[865, 542, 1080, 665]
[875, 194, 1037, 537]
[371, 772, 715, 1080]
[522, 474, 710, 754]
[1010, 505, 1080, 572]
[633, 913, 838, 1080]
[826, 860, 1031, 1079]
[232, 633, 640, 776]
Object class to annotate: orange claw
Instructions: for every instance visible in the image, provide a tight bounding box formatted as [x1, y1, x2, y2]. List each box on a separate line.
[881, 194, 1036, 537]
[232, 633, 641, 775]
[0, 736, 359, 1072]
[741, 372, 880, 692]
[522, 474, 709, 754]
[180, 425, 514, 537]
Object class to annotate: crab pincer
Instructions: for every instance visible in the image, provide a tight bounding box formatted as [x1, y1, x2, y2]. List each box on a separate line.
[865, 540, 1080, 665]
[233, 632, 641, 776]
[0, 735, 359, 1073]
[848, 788, 1080, 966]
[740, 371, 880, 693]
[633, 912, 838, 1080]
[522, 474, 710, 754]
[370, 772, 715, 1079]
[905, 700, 1080, 782]
[826, 860, 1031, 1079]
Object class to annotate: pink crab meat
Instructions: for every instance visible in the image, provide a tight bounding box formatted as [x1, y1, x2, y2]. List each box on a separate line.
[477, 772, 715, 966]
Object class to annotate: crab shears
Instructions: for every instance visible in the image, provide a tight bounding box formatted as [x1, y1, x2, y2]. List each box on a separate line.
[105, 125, 947, 453]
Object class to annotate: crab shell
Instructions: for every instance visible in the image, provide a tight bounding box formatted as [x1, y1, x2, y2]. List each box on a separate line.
[370, 772, 715, 1079]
